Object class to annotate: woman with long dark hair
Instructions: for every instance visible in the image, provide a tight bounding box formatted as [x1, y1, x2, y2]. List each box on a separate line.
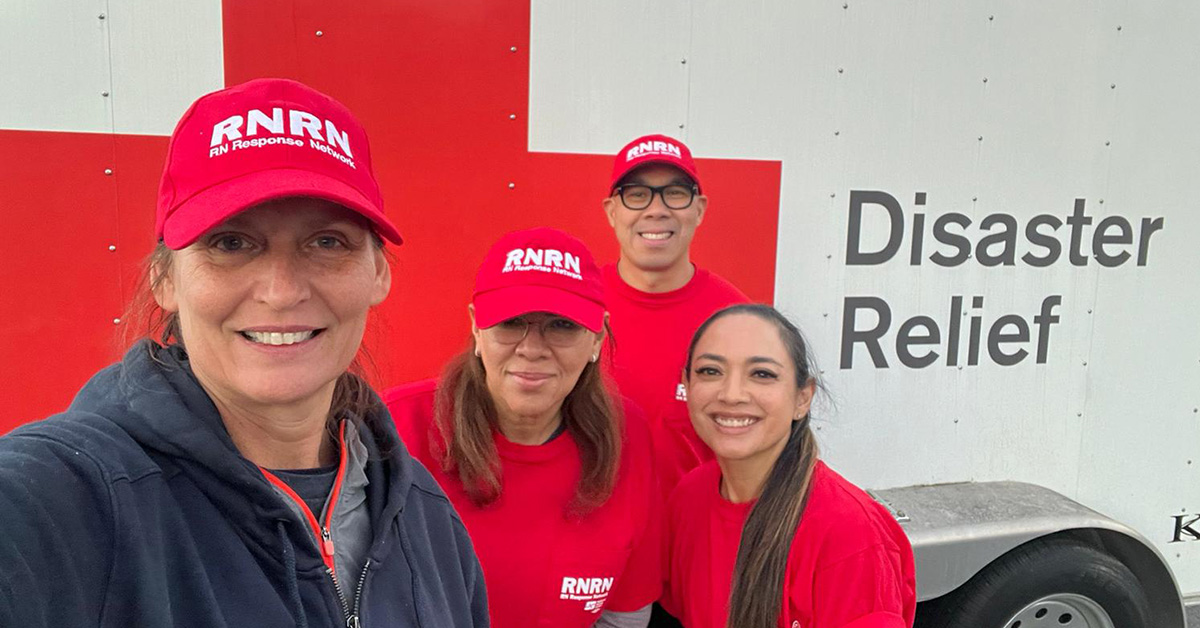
[386, 227, 662, 628]
[661, 304, 916, 628]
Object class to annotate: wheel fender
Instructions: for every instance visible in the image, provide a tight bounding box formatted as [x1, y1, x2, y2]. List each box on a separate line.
[869, 481, 1184, 628]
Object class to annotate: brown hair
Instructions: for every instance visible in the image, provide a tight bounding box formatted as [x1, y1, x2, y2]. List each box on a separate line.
[684, 304, 820, 628]
[122, 241, 386, 427]
[432, 329, 621, 516]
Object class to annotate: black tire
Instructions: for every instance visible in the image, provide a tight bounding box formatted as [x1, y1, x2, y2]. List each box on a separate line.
[917, 537, 1151, 628]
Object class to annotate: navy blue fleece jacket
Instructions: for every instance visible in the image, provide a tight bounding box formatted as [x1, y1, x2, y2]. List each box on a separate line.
[0, 342, 489, 627]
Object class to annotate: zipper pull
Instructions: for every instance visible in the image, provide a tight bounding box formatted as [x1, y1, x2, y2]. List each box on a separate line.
[321, 526, 336, 558]
[346, 615, 360, 628]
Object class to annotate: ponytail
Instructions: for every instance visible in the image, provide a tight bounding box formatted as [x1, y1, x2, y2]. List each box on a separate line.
[685, 303, 821, 628]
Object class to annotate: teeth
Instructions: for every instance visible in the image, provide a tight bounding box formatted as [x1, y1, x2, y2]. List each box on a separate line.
[714, 416, 756, 428]
[244, 330, 315, 346]
[641, 232, 671, 240]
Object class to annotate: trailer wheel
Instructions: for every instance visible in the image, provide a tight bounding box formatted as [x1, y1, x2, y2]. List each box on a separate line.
[921, 537, 1151, 628]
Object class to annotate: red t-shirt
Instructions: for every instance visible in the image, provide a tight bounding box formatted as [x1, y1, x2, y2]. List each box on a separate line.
[601, 263, 748, 496]
[385, 380, 662, 628]
[663, 461, 916, 628]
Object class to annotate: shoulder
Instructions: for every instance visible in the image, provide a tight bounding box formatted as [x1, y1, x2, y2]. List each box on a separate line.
[799, 462, 910, 567]
[2, 410, 159, 486]
[383, 379, 439, 448]
[667, 459, 721, 513]
[693, 268, 749, 304]
[618, 397, 652, 450]
[383, 378, 439, 412]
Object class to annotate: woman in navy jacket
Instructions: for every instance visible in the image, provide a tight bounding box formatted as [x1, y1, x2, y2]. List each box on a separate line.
[0, 78, 488, 627]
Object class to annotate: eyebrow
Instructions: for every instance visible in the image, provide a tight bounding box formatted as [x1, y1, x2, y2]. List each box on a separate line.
[628, 175, 693, 187]
[694, 354, 784, 367]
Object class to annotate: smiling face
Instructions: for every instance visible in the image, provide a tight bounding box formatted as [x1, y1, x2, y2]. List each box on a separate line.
[154, 198, 391, 416]
[471, 309, 605, 434]
[603, 163, 706, 276]
[685, 313, 814, 468]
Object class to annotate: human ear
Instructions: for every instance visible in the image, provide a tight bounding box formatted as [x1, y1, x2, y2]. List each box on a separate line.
[370, 247, 392, 306]
[602, 196, 618, 228]
[694, 195, 708, 226]
[794, 378, 816, 421]
[468, 304, 483, 349]
[152, 259, 179, 313]
[590, 312, 609, 359]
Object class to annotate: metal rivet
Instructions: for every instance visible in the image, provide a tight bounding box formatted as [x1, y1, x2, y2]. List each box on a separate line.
[510, 46, 518, 52]
[108, 245, 117, 252]
[678, 124, 685, 129]
[1105, 141, 1111, 146]
[104, 168, 113, 175]
[957, 366, 963, 370]
[988, 15, 994, 21]
[1117, 25, 1122, 31]
[834, 130, 840, 136]
[509, 114, 516, 120]
[972, 196, 978, 202]
[1110, 83, 1116, 89]
[843, 2, 848, 8]
[978, 135, 984, 141]
[112, 318, 121, 325]
[1194, 408, 1198, 413]
[681, 59, 687, 65]
[101, 91, 110, 97]
[823, 313, 828, 318]
[1099, 199, 1104, 204]
[837, 67, 844, 74]
[1077, 412, 1083, 417]
[830, 192, 836, 198]
[98, 13, 106, 19]
[982, 77, 988, 83]
[315, 30, 323, 37]
[954, 419, 959, 424]
[1087, 309, 1093, 314]
[826, 254, 832, 259]
[507, 182, 515, 189]
[1082, 361, 1088, 366]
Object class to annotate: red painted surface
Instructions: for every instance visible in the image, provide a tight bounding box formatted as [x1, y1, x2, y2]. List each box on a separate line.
[0, 0, 780, 433]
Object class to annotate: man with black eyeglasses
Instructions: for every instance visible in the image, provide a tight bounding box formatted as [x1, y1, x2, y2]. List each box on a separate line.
[600, 134, 748, 500]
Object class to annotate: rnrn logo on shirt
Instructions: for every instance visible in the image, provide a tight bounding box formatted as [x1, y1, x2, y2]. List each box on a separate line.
[503, 248, 583, 280]
[559, 576, 613, 613]
[207, 108, 356, 169]
[675, 383, 688, 402]
[625, 140, 682, 161]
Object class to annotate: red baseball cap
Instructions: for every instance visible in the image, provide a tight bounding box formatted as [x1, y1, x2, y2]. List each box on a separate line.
[472, 228, 606, 333]
[156, 78, 402, 250]
[610, 133, 702, 192]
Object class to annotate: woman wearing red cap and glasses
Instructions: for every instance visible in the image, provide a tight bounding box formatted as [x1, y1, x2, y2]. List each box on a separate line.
[386, 228, 663, 628]
[0, 79, 487, 627]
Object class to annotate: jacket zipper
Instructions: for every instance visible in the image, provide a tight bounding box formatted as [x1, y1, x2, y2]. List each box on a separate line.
[346, 559, 372, 628]
[259, 422, 356, 625]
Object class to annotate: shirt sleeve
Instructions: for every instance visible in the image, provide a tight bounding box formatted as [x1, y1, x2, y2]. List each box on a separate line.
[594, 604, 652, 628]
[811, 543, 912, 628]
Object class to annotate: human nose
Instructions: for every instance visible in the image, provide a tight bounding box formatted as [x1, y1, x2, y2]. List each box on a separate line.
[514, 321, 550, 356]
[641, 192, 671, 218]
[716, 373, 749, 404]
[255, 251, 311, 310]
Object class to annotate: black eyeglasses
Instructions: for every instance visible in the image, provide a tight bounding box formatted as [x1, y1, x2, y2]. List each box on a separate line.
[613, 184, 698, 210]
[488, 315, 590, 347]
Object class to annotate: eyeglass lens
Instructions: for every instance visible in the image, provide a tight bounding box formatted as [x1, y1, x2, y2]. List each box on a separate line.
[491, 316, 589, 347]
[618, 184, 695, 210]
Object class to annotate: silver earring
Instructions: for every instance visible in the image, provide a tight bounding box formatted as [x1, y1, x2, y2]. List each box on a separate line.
[591, 353, 599, 363]
[474, 348, 481, 358]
